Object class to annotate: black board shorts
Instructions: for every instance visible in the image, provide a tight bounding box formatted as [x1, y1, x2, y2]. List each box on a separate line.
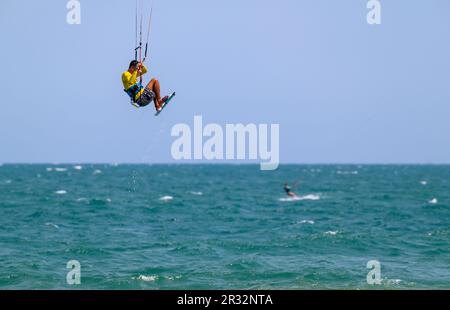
[136, 88, 155, 107]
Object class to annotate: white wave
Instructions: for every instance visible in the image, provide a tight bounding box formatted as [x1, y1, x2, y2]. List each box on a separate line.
[189, 191, 203, 196]
[55, 168, 67, 172]
[73, 165, 83, 170]
[135, 275, 158, 282]
[420, 180, 427, 185]
[279, 194, 320, 202]
[429, 198, 438, 204]
[159, 196, 173, 201]
[385, 279, 402, 285]
[76, 198, 88, 202]
[337, 170, 358, 175]
[279, 197, 301, 202]
[164, 275, 182, 281]
[45, 222, 59, 229]
[55, 190, 67, 195]
[297, 220, 315, 225]
[93, 169, 102, 175]
[299, 194, 320, 201]
[324, 231, 338, 236]
[46, 168, 53, 172]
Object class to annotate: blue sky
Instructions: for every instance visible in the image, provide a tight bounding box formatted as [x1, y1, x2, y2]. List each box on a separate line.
[0, 0, 449, 164]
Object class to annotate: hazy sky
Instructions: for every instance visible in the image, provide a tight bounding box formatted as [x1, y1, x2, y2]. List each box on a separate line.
[0, 0, 449, 164]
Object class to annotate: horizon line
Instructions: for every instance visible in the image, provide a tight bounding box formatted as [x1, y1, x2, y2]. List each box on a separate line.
[2, 162, 450, 166]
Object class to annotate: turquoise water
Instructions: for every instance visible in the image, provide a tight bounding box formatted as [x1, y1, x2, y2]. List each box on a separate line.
[0, 164, 449, 289]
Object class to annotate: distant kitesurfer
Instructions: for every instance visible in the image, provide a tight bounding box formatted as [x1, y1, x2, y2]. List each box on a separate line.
[122, 60, 168, 111]
[284, 182, 297, 198]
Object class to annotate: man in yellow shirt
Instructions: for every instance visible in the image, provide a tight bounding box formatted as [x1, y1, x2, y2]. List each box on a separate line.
[122, 60, 167, 111]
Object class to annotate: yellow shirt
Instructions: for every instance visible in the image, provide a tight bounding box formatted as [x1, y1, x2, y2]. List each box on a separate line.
[122, 65, 148, 101]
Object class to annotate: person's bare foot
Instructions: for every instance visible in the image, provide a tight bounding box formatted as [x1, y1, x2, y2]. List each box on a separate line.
[155, 101, 162, 111]
[156, 96, 169, 111]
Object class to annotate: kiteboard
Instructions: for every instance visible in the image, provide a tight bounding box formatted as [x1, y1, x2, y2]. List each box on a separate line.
[155, 92, 176, 116]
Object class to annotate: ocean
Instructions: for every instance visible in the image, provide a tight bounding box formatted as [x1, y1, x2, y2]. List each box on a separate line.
[0, 164, 449, 289]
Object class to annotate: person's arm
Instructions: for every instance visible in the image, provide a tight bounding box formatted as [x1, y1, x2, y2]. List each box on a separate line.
[122, 71, 138, 89]
[131, 69, 138, 81]
[137, 63, 148, 77]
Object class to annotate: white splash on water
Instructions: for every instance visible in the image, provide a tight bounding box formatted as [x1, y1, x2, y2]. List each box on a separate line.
[324, 231, 338, 236]
[55, 190, 67, 195]
[385, 279, 402, 285]
[337, 170, 358, 175]
[429, 198, 438, 204]
[297, 220, 315, 225]
[190, 191, 203, 196]
[45, 223, 59, 229]
[135, 275, 158, 282]
[164, 275, 182, 281]
[279, 194, 320, 202]
[159, 196, 173, 201]
[300, 194, 320, 201]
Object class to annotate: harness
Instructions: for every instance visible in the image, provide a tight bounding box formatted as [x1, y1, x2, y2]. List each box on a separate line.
[124, 83, 143, 107]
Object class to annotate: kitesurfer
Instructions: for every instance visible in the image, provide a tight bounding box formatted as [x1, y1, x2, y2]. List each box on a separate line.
[122, 60, 168, 111]
[284, 182, 297, 198]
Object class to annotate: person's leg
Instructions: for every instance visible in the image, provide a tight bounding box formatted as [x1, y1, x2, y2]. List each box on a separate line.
[146, 78, 162, 110]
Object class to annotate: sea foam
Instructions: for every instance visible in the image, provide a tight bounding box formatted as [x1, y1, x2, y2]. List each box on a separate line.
[337, 170, 358, 175]
[159, 196, 173, 201]
[279, 194, 320, 202]
[189, 191, 203, 196]
[297, 220, 315, 225]
[136, 275, 158, 282]
[324, 231, 338, 236]
[45, 223, 59, 229]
